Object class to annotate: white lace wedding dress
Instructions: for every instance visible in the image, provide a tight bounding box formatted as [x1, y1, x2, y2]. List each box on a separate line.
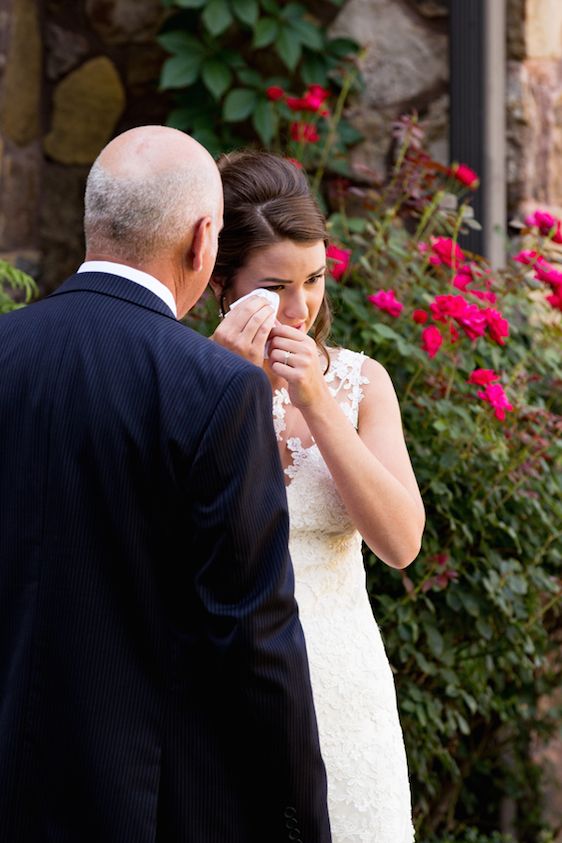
[273, 348, 415, 843]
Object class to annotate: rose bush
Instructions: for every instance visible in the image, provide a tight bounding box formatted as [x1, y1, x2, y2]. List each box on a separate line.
[324, 118, 562, 842]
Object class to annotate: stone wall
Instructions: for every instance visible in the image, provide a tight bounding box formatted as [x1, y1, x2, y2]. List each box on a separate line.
[332, 0, 562, 227]
[331, 0, 449, 182]
[2, 0, 562, 285]
[0, 0, 168, 291]
[507, 0, 562, 218]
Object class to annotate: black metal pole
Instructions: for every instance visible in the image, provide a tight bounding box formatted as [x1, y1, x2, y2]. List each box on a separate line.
[450, 0, 506, 265]
[450, 0, 486, 255]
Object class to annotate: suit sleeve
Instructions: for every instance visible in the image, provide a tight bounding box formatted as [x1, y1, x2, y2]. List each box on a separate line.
[186, 365, 331, 843]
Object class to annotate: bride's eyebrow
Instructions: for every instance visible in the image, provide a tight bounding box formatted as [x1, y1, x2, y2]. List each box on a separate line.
[259, 266, 326, 284]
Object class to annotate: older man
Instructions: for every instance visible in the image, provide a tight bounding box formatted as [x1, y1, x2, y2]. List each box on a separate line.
[0, 127, 330, 843]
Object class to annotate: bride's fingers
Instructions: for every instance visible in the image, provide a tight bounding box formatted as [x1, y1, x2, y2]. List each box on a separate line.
[268, 323, 308, 341]
[269, 348, 301, 369]
[240, 305, 276, 344]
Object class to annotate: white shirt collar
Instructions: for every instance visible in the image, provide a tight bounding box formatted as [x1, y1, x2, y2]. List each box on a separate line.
[78, 260, 177, 318]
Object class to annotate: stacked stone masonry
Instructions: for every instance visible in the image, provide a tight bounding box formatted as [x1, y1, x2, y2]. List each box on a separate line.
[0, 0, 562, 290]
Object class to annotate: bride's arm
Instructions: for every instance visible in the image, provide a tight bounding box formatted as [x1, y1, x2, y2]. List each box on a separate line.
[269, 329, 425, 569]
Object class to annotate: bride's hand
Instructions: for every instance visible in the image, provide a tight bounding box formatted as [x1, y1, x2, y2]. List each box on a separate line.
[268, 325, 331, 409]
[210, 296, 277, 367]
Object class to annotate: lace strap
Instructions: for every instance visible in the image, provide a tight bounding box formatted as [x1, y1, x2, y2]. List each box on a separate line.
[325, 348, 370, 428]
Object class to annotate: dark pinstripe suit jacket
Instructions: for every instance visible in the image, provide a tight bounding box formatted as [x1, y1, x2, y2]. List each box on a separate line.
[0, 272, 331, 843]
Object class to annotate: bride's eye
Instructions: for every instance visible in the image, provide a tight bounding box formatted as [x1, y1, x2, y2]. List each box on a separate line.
[306, 274, 324, 285]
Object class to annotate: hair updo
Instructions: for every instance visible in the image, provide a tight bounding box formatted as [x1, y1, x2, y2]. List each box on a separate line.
[214, 150, 331, 366]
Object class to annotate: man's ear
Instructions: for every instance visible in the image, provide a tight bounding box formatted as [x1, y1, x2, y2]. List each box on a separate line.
[191, 216, 213, 273]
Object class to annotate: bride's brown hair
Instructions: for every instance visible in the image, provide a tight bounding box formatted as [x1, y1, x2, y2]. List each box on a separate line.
[213, 150, 331, 369]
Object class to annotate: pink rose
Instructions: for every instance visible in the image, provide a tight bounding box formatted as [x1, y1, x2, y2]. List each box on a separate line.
[476, 383, 514, 421]
[512, 249, 544, 266]
[266, 86, 285, 101]
[301, 85, 330, 112]
[286, 96, 305, 111]
[429, 237, 465, 268]
[546, 287, 562, 311]
[368, 289, 404, 318]
[524, 209, 562, 242]
[412, 309, 428, 324]
[326, 244, 351, 280]
[421, 325, 443, 358]
[430, 294, 469, 323]
[534, 263, 562, 288]
[483, 308, 509, 345]
[468, 369, 500, 386]
[450, 163, 479, 189]
[290, 122, 319, 143]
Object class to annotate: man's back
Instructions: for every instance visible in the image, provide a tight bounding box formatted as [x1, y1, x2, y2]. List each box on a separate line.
[0, 273, 330, 842]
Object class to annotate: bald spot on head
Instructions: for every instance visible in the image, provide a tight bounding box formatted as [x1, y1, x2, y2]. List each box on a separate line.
[84, 126, 222, 263]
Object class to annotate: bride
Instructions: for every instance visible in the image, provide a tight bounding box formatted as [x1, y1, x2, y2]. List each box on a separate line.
[209, 150, 425, 842]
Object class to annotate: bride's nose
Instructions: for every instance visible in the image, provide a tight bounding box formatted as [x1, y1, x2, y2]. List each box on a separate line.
[283, 287, 309, 321]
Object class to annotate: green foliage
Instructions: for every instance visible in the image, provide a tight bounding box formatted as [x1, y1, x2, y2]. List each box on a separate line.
[158, 0, 362, 157]
[186, 114, 561, 841]
[0, 260, 38, 314]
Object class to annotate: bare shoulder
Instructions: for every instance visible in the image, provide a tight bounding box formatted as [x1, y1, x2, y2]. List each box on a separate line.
[360, 355, 394, 388]
[356, 355, 402, 422]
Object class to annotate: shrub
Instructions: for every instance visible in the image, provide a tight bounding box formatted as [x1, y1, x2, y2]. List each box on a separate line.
[328, 117, 562, 841]
[158, 0, 362, 164]
[0, 260, 37, 314]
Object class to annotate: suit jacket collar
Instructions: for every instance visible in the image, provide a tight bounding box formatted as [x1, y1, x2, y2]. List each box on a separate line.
[50, 271, 178, 320]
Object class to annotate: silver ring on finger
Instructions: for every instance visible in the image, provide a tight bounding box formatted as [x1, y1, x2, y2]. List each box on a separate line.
[284, 350, 292, 365]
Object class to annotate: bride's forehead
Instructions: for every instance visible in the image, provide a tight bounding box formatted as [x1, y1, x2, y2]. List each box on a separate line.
[245, 240, 326, 271]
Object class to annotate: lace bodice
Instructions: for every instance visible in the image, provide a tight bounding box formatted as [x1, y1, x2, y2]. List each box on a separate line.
[272, 348, 369, 535]
[273, 348, 415, 842]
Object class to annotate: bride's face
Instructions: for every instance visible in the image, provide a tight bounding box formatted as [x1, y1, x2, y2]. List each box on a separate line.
[228, 239, 326, 334]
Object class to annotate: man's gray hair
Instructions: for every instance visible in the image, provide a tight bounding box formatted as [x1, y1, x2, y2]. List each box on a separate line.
[84, 159, 218, 261]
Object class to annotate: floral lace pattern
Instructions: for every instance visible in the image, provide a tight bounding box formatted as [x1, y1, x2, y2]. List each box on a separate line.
[279, 348, 415, 842]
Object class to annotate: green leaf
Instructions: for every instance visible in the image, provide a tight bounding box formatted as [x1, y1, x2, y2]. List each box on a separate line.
[223, 87, 258, 121]
[327, 37, 360, 58]
[288, 17, 323, 50]
[160, 54, 202, 89]
[280, 2, 305, 19]
[252, 98, 278, 145]
[157, 31, 204, 55]
[253, 16, 279, 48]
[275, 26, 302, 70]
[220, 49, 247, 69]
[260, 0, 278, 12]
[232, 0, 259, 26]
[202, 0, 233, 36]
[453, 713, 470, 736]
[372, 323, 400, 341]
[426, 626, 444, 659]
[191, 128, 222, 156]
[174, 0, 206, 7]
[237, 67, 262, 87]
[476, 617, 493, 641]
[301, 51, 328, 86]
[166, 107, 194, 130]
[201, 58, 232, 99]
[414, 651, 436, 675]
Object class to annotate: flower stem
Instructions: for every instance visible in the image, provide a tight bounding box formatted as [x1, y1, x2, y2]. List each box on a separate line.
[312, 66, 357, 194]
